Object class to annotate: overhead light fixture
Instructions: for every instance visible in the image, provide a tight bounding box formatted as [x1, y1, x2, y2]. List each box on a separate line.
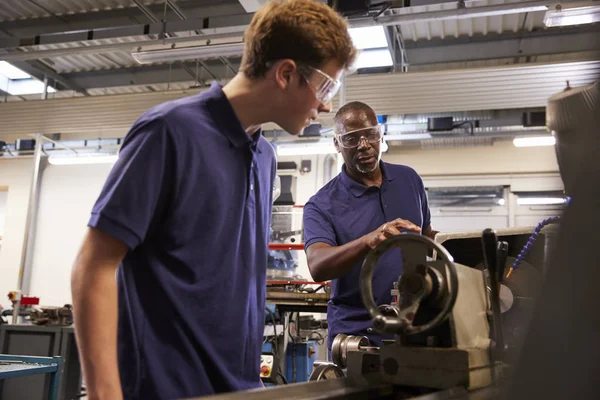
[460, 5, 549, 19]
[543, 5, 600, 27]
[517, 197, 567, 206]
[513, 136, 556, 147]
[384, 133, 433, 141]
[348, 26, 389, 50]
[0, 61, 31, 80]
[353, 48, 394, 69]
[132, 26, 391, 66]
[48, 154, 119, 165]
[275, 142, 337, 157]
[350, 3, 550, 28]
[132, 42, 244, 64]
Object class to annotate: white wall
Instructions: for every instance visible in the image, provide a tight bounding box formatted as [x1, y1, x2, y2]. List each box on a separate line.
[0, 189, 7, 236]
[0, 158, 33, 309]
[28, 163, 113, 307]
[382, 140, 559, 176]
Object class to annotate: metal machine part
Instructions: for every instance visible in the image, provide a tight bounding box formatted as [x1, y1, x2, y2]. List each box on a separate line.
[357, 233, 494, 391]
[29, 305, 73, 326]
[192, 230, 512, 400]
[331, 334, 371, 369]
[309, 363, 344, 381]
[360, 233, 459, 336]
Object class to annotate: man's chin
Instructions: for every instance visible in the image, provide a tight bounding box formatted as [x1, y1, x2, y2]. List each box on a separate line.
[289, 129, 303, 136]
[356, 160, 380, 174]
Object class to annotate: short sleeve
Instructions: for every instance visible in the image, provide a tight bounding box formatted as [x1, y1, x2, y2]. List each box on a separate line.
[88, 117, 173, 249]
[419, 177, 432, 229]
[303, 200, 338, 249]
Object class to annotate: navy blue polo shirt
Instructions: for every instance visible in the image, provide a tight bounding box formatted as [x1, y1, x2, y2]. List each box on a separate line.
[303, 162, 430, 352]
[88, 82, 276, 399]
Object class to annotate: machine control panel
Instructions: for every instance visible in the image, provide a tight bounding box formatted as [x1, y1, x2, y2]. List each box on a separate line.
[260, 354, 274, 378]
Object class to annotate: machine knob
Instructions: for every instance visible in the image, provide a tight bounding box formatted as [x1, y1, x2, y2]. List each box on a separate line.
[261, 365, 270, 376]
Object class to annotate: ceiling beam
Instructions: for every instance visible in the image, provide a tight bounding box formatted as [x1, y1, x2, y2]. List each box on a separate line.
[402, 26, 600, 66]
[167, 0, 188, 20]
[0, 13, 252, 54]
[52, 25, 600, 90]
[0, 2, 245, 39]
[220, 57, 238, 74]
[350, 0, 561, 28]
[237, 0, 269, 13]
[11, 60, 90, 96]
[58, 59, 242, 89]
[132, 0, 161, 23]
[0, 29, 90, 96]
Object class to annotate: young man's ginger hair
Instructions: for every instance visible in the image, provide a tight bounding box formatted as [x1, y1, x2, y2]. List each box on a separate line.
[241, 0, 357, 79]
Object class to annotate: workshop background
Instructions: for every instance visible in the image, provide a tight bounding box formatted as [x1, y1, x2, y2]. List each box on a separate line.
[0, 0, 598, 396]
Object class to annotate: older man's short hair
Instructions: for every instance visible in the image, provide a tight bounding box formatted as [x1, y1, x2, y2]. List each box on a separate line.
[334, 101, 377, 134]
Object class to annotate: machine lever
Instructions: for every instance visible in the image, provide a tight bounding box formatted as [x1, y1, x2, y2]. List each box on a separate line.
[497, 241, 509, 284]
[482, 229, 505, 361]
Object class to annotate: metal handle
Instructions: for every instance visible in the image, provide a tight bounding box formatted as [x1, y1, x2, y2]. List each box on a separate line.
[482, 229, 505, 356]
[360, 233, 459, 336]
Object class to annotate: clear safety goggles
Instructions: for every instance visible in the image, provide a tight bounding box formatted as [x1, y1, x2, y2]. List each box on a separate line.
[336, 125, 383, 148]
[297, 64, 342, 105]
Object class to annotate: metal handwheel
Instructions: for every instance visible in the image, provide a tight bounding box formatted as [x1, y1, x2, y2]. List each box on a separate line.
[360, 233, 459, 336]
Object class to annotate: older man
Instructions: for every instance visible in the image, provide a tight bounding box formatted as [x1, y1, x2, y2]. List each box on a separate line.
[303, 101, 437, 352]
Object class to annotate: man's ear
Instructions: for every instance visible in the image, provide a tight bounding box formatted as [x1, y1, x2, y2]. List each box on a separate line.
[273, 59, 297, 90]
[333, 137, 341, 152]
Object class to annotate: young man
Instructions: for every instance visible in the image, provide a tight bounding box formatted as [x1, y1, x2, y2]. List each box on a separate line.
[70, 1, 357, 399]
[303, 101, 437, 353]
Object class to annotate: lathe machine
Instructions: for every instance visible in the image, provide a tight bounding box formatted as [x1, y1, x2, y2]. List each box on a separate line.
[193, 223, 552, 400]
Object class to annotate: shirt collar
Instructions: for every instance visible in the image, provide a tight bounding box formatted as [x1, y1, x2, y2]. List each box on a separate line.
[341, 161, 396, 197]
[205, 81, 262, 151]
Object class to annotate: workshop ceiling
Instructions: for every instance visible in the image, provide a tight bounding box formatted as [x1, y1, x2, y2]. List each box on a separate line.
[0, 0, 598, 102]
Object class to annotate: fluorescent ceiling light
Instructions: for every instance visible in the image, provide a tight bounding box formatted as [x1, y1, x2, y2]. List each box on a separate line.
[517, 197, 566, 206]
[513, 136, 556, 147]
[385, 133, 433, 141]
[544, 5, 600, 27]
[353, 49, 393, 69]
[132, 42, 244, 64]
[348, 26, 388, 50]
[0, 61, 31, 79]
[276, 143, 337, 157]
[48, 154, 118, 165]
[462, 5, 548, 19]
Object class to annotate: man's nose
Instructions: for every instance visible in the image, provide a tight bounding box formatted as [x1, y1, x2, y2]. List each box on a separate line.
[318, 101, 332, 113]
[357, 137, 370, 150]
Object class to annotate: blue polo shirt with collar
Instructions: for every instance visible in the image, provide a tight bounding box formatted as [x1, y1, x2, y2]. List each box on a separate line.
[303, 161, 431, 352]
[88, 82, 277, 399]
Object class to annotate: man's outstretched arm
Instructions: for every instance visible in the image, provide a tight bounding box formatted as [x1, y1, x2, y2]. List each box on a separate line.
[71, 227, 128, 400]
[306, 218, 421, 282]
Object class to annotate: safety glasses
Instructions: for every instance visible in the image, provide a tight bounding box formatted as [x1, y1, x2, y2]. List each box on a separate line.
[336, 125, 383, 149]
[297, 64, 342, 105]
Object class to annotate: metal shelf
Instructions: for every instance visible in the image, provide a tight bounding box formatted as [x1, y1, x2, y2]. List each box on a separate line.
[0, 361, 57, 379]
[0, 354, 63, 400]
